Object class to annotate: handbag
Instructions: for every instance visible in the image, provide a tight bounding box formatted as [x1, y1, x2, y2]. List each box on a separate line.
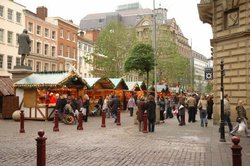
[238, 121, 246, 132]
[80, 107, 86, 115]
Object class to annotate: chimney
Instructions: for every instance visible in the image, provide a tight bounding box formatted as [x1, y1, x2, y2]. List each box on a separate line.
[36, 6, 47, 20]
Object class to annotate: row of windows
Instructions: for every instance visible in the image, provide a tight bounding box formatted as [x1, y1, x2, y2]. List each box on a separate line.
[0, 5, 22, 24]
[59, 29, 76, 42]
[79, 42, 93, 53]
[27, 60, 57, 72]
[59, 44, 76, 59]
[29, 40, 56, 57]
[0, 54, 20, 69]
[0, 28, 19, 45]
[28, 22, 56, 40]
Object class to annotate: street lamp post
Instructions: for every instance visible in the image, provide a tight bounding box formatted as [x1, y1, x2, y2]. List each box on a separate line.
[220, 59, 226, 142]
[153, 0, 157, 101]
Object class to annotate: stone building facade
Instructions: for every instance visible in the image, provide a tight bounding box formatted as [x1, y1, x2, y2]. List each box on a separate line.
[198, 0, 250, 124]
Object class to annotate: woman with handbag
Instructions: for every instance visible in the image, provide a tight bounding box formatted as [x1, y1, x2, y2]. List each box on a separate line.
[197, 95, 208, 127]
[230, 100, 250, 137]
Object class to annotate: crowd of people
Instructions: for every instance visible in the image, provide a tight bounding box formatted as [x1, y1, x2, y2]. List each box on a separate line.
[51, 91, 249, 137]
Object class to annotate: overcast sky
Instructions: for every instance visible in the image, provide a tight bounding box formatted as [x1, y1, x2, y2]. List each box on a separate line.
[15, 0, 212, 58]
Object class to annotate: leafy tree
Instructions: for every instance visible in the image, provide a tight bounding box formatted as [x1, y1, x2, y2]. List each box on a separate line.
[87, 21, 137, 77]
[139, 24, 191, 87]
[124, 43, 155, 89]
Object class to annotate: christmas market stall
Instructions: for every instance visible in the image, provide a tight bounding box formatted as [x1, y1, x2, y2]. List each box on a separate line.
[110, 78, 128, 111]
[84, 77, 114, 111]
[14, 71, 88, 120]
[0, 76, 19, 119]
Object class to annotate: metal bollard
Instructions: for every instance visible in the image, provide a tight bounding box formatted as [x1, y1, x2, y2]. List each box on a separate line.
[116, 109, 121, 126]
[101, 110, 106, 128]
[53, 110, 59, 132]
[143, 111, 148, 133]
[36, 130, 47, 166]
[231, 136, 242, 166]
[20, 110, 25, 133]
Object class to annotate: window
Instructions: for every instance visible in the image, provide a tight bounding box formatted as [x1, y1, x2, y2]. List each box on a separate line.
[16, 57, 21, 66]
[7, 55, 12, 69]
[51, 46, 56, 57]
[29, 40, 33, 53]
[87, 45, 91, 52]
[36, 42, 41, 54]
[16, 34, 19, 45]
[84, 44, 87, 51]
[44, 28, 49, 38]
[59, 63, 63, 71]
[16, 12, 21, 23]
[0, 6, 4, 17]
[59, 44, 63, 56]
[37, 25, 41, 35]
[7, 31, 13, 44]
[0, 54, 3, 68]
[7, 9, 13, 20]
[51, 64, 56, 71]
[28, 60, 33, 68]
[66, 46, 70, 57]
[36, 61, 41, 72]
[66, 31, 70, 40]
[73, 34, 76, 42]
[28, 22, 33, 32]
[52, 31, 56, 40]
[79, 43, 82, 50]
[0, 29, 4, 42]
[44, 44, 49, 55]
[44, 63, 49, 71]
[59, 29, 63, 38]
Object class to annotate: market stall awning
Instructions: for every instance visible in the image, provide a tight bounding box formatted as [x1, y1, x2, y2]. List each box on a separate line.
[110, 78, 128, 90]
[84, 77, 114, 89]
[14, 71, 88, 89]
[137, 81, 147, 90]
[0, 76, 15, 96]
[125, 82, 141, 91]
[148, 84, 168, 92]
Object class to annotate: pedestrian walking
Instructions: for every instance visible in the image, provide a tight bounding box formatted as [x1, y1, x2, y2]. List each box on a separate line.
[110, 95, 120, 123]
[207, 95, 214, 119]
[186, 93, 197, 123]
[158, 96, 165, 122]
[83, 94, 90, 122]
[197, 94, 208, 127]
[127, 95, 136, 116]
[219, 94, 233, 133]
[230, 100, 250, 137]
[136, 96, 146, 132]
[145, 95, 156, 132]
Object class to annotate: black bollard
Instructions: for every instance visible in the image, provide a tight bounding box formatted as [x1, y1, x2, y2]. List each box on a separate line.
[36, 130, 47, 166]
[231, 136, 242, 166]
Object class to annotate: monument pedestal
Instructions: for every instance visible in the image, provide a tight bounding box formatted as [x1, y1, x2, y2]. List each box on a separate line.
[9, 65, 33, 83]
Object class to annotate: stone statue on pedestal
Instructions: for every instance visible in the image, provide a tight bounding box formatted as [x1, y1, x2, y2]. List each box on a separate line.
[18, 29, 31, 66]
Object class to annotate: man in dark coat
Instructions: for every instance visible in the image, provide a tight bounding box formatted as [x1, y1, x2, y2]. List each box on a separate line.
[145, 95, 156, 132]
[18, 29, 31, 65]
[110, 95, 120, 123]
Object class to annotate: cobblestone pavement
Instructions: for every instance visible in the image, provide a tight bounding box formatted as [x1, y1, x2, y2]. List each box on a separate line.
[0, 112, 250, 166]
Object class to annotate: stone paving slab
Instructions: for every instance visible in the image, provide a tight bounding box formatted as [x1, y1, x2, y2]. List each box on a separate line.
[0, 112, 249, 166]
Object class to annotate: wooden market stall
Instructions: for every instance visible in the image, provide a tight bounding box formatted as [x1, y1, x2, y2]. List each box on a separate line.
[14, 71, 88, 120]
[84, 77, 114, 111]
[110, 78, 128, 111]
[0, 76, 19, 119]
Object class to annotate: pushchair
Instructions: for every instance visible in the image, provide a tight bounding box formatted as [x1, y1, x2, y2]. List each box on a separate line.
[62, 107, 77, 125]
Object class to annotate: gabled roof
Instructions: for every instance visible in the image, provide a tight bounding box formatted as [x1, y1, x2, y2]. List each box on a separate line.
[14, 71, 88, 89]
[126, 82, 141, 91]
[84, 78, 114, 89]
[109, 78, 128, 90]
[0, 76, 15, 96]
